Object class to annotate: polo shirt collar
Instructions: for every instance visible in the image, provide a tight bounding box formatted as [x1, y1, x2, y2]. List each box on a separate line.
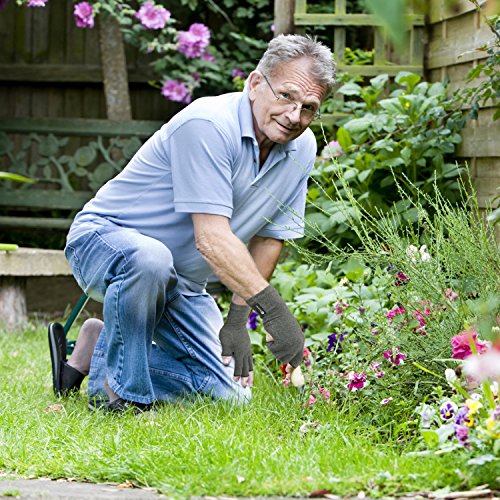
[239, 89, 297, 154]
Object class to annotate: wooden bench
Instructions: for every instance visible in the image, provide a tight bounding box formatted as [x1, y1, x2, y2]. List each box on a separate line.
[0, 117, 163, 230]
[0, 117, 162, 328]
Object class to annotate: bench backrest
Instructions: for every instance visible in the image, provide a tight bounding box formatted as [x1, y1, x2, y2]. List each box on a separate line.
[0, 117, 163, 229]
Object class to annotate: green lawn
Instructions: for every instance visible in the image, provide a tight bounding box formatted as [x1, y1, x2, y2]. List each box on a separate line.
[0, 325, 497, 498]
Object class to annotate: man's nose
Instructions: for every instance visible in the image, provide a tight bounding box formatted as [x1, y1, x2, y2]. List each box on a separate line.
[285, 105, 302, 123]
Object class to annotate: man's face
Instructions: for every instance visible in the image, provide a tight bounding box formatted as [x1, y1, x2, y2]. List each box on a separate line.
[248, 57, 327, 148]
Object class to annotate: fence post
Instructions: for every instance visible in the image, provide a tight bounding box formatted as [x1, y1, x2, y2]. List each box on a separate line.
[274, 0, 295, 36]
[98, 14, 132, 121]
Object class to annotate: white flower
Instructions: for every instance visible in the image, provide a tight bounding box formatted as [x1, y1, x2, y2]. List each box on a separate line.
[419, 244, 431, 262]
[445, 368, 457, 384]
[406, 245, 419, 262]
[290, 366, 305, 387]
[406, 244, 431, 262]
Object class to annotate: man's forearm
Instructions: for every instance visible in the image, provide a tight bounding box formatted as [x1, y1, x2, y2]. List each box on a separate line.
[231, 235, 283, 305]
[193, 214, 269, 300]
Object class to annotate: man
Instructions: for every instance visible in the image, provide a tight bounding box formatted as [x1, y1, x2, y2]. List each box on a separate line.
[50, 34, 336, 412]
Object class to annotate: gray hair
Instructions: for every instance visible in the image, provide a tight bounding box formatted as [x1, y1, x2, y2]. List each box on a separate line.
[256, 34, 336, 96]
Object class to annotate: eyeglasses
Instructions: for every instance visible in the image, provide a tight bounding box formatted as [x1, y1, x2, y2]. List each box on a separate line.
[261, 73, 321, 121]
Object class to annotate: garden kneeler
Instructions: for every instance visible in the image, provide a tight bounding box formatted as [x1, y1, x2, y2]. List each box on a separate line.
[48, 293, 89, 396]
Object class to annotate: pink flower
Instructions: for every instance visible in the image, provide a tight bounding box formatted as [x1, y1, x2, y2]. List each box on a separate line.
[135, 1, 171, 30]
[74, 1, 94, 28]
[200, 50, 216, 62]
[308, 394, 317, 406]
[381, 397, 393, 404]
[283, 373, 291, 387]
[394, 271, 409, 287]
[319, 387, 330, 401]
[177, 23, 210, 58]
[444, 288, 459, 301]
[370, 361, 385, 378]
[387, 306, 406, 319]
[334, 300, 348, 315]
[451, 329, 489, 360]
[347, 371, 367, 391]
[27, 0, 48, 6]
[320, 140, 343, 160]
[383, 347, 407, 365]
[161, 79, 191, 104]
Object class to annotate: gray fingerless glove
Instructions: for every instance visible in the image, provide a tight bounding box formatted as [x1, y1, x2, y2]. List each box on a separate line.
[219, 302, 253, 377]
[247, 285, 304, 367]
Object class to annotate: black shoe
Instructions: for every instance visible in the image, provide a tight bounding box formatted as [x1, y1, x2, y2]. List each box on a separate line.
[48, 322, 85, 397]
[107, 398, 153, 414]
[88, 397, 152, 414]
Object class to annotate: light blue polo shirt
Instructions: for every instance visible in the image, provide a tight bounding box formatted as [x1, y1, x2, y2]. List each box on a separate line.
[69, 90, 317, 294]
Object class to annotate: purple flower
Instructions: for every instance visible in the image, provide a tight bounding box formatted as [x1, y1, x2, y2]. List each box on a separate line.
[381, 397, 393, 404]
[200, 50, 216, 62]
[246, 311, 258, 330]
[232, 67, 247, 79]
[74, 2, 94, 28]
[394, 271, 409, 287]
[327, 332, 345, 352]
[135, 1, 171, 30]
[455, 406, 469, 426]
[440, 401, 458, 421]
[177, 23, 210, 59]
[383, 347, 407, 365]
[454, 424, 469, 445]
[27, 0, 48, 6]
[161, 79, 191, 103]
[347, 371, 367, 391]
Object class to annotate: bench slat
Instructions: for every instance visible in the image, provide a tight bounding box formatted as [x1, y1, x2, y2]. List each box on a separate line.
[0, 190, 93, 209]
[0, 117, 163, 137]
[0, 216, 72, 229]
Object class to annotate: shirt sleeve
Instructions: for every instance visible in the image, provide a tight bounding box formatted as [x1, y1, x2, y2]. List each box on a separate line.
[167, 119, 235, 217]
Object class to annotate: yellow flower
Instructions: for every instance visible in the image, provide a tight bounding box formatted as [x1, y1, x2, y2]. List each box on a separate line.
[485, 417, 500, 438]
[465, 415, 475, 427]
[466, 399, 483, 415]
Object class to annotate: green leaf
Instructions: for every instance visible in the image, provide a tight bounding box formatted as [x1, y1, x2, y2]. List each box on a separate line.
[369, 74, 389, 90]
[364, 0, 408, 47]
[337, 82, 362, 96]
[358, 169, 372, 183]
[336, 127, 352, 150]
[344, 117, 372, 134]
[0, 172, 34, 183]
[395, 72, 421, 92]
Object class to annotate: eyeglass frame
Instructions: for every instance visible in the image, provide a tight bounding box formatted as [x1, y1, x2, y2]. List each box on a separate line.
[260, 73, 321, 121]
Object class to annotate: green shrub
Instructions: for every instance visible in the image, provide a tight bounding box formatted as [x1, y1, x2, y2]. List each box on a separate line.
[306, 72, 466, 251]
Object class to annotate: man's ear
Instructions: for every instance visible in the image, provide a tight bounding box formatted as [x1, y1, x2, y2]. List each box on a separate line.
[247, 71, 262, 101]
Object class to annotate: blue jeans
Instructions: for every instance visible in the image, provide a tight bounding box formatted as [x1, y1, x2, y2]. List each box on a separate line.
[65, 218, 250, 404]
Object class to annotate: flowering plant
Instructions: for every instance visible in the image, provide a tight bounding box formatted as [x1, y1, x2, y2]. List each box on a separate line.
[415, 343, 500, 465]
[17, 0, 267, 103]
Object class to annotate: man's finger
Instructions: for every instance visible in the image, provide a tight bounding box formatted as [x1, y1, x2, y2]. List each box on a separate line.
[266, 332, 274, 342]
[222, 355, 233, 365]
[248, 370, 254, 387]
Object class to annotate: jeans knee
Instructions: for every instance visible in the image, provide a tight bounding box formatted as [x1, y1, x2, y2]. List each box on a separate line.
[128, 240, 177, 290]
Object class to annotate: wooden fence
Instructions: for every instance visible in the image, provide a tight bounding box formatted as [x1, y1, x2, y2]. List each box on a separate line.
[427, 0, 499, 209]
[0, 1, 179, 121]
